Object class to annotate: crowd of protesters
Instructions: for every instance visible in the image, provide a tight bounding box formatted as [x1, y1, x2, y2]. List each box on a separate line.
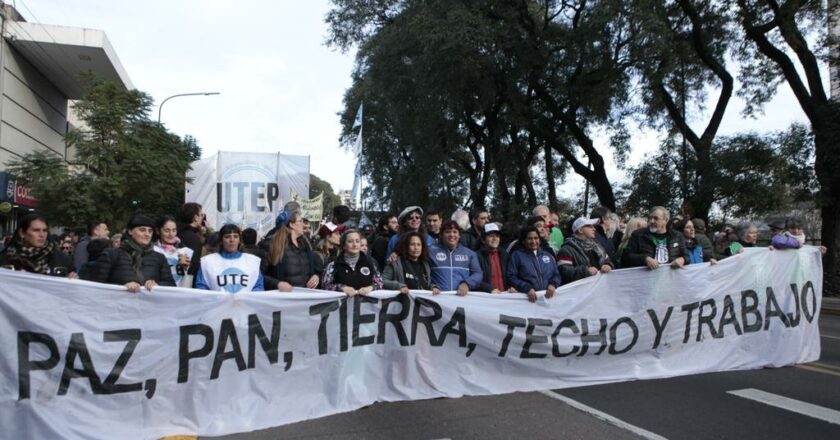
[0, 201, 826, 301]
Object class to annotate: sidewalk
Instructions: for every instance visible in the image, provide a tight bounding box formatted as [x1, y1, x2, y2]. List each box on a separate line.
[824, 296, 840, 316]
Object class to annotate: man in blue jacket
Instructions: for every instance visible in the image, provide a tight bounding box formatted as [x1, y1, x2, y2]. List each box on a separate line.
[428, 220, 483, 296]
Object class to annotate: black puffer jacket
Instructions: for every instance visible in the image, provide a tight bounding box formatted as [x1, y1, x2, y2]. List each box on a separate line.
[264, 238, 323, 288]
[621, 228, 687, 268]
[88, 247, 175, 286]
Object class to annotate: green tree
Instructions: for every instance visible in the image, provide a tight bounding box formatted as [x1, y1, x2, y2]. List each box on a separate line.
[627, 0, 736, 222]
[732, 0, 840, 289]
[5, 76, 200, 229]
[310, 173, 342, 219]
[623, 124, 818, 219]
[328, 0, 632, 217]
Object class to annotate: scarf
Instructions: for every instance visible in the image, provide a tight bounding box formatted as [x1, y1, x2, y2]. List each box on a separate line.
[121, 237, 153, 274]
[5, 241, 55, 274]
[568, 235, 609, 264]
[156, 237, 181, 254]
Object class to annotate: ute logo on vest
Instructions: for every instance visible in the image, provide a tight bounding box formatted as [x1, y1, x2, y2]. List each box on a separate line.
[542, 255, 552, 264]
[360, 267, 371, 276]
[217, 267, 250, 294]
[435, 252, 447, 262]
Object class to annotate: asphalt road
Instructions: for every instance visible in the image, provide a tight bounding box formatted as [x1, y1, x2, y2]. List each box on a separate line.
[214, 312, 840, 440]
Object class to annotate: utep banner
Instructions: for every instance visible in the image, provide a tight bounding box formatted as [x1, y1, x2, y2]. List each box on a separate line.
[186, 151, 310, 236]
[0, 248, 823, 439]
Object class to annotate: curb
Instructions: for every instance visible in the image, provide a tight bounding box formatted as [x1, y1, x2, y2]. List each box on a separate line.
[823, 298, 840, 316]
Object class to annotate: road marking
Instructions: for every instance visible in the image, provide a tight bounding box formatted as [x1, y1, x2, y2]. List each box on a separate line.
[728, 388, 840, 425]
[539, 390, 668, 440]
[821, 334, 840, 341]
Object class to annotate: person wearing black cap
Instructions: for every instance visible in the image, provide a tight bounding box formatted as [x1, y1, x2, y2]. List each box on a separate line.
[89, 213, 175, 292]
[476, 223, 511, 293]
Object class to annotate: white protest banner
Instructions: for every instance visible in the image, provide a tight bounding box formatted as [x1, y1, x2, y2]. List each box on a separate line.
[0, 248, 822, 439]
[290, 189, 324, 221]
[186, 151, 310, 236]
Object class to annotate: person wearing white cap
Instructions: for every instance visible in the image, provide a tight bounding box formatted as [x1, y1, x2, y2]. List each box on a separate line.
[476, 222, 512, 293]
[557, 217, 614, 283]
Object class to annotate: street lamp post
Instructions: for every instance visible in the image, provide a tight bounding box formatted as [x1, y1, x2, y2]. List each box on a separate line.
[157, 92, 220, 123]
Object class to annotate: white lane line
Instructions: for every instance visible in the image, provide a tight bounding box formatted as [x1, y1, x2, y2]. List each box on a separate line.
[728, 388, 840, 426]
[821, 334, 840, 341]
[539, 390, 668, 440]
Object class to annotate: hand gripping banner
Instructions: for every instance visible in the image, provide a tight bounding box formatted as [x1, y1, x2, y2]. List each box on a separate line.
[0, 248, 823, 439]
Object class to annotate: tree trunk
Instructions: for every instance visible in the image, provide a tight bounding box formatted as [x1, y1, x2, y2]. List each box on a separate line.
[814, 102, 840, 295]
[544, 142, 558, 209]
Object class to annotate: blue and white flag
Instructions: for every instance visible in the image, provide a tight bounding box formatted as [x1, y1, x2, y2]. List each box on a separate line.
[352, 103, 363, 130]
[351, 160, 362, 202]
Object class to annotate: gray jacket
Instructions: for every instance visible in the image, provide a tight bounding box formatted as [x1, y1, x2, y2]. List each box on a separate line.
[382, 258, 433, 290]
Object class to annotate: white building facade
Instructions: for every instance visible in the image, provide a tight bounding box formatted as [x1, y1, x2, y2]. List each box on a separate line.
[0, 2, 132, 233]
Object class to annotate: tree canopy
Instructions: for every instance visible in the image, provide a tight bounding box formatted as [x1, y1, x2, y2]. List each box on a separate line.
[327, 0, 840, 289]
[5, 76, 200, 230]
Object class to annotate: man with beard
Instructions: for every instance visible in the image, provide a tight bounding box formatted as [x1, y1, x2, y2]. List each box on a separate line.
[621, 206, 686, 269]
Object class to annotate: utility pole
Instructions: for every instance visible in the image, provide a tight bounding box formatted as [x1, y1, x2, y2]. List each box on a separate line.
[831, 0, 839, 101]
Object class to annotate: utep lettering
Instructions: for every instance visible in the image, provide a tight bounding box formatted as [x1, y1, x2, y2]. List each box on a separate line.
[216, 181, 279, 212]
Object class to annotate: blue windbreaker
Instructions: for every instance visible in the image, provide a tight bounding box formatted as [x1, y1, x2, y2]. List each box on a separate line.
[427, 242, 483, 291]
[506, 248, 562, 292]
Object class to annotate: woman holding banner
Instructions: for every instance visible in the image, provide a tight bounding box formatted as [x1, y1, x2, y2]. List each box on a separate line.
[382, 231, 437, 294]
[0, 213, 75, 278]
[195, 224, 264, 293]
[89, 213, 175, 292]
[506, 226, 560, 303]
[323, 229, 383, 296]
[265, 210, 322, 291]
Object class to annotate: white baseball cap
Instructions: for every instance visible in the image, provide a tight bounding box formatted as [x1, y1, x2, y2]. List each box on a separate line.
[572, 217, 599, 233]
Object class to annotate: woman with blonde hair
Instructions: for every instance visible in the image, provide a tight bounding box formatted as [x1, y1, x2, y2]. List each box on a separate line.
[615, 217, 647, 267]
[264, 210, 322, 291]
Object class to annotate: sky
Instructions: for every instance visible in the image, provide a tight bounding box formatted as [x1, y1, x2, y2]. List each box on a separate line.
[17, 0, 822, 202]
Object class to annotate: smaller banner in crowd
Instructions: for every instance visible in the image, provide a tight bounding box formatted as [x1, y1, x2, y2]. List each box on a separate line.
[0, 248, 823, 439]
[290, 189, 324, 221]
[186, 151, 310, 236]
